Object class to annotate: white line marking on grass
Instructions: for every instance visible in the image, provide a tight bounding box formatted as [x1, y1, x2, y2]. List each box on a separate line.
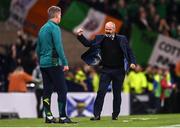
[122, 120, 129, 123]
[131, 117, 158, 120]
[122, 117, 158, 123]
[163, 124, 180, 127]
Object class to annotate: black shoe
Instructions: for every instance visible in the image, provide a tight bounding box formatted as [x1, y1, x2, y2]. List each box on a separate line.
[112, 116, 118, 120]
[45, 116, 57, 123]
[90, 116, 100, 121]
[59, 117, 77, 124]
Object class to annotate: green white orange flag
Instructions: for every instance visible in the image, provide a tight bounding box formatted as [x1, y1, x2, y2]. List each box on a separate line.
[60, 1, 123, 40]
[8, 0, 59, 36]
[23, 0, 59, 36]
[8, 0, 122, 37]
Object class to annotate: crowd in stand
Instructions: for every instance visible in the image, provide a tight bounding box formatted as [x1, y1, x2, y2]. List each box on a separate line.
[78, 0, 180, 40]
[0, 30, 100, 93]
[0, 30, 37, 91]
[124, 64, 180, 113]
[0, 29, 180, 114]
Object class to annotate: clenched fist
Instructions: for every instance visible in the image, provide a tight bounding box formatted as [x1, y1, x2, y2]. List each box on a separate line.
[76, 28, 84, 36]
[130, 63, 136, 69]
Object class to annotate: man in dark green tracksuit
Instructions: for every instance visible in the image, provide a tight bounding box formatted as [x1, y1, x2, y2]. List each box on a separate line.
[36, 6, 75, 124]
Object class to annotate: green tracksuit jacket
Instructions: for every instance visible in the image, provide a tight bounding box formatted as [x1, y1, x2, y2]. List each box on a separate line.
[36, 20, 68, 68]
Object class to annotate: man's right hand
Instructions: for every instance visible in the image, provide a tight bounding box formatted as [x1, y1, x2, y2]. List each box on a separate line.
[63, 66, 69, 71]
[76, 28, 83, 36]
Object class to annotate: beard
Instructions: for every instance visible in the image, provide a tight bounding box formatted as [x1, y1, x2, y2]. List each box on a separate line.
[105, 32, 111, 34]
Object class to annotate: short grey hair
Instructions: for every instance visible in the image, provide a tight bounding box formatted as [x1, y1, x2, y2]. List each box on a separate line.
[47, 6, 61, 19]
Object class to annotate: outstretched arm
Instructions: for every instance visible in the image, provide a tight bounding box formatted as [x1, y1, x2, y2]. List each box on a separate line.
[76, 28, 93, 47]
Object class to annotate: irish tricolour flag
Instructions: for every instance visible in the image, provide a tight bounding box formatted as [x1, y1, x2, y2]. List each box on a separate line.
[60, 1, 123, 40]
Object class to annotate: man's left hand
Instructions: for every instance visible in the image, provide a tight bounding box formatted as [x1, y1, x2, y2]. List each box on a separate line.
[130, 64, 136, 69]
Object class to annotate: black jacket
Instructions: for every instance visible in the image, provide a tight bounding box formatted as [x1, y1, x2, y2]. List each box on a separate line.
[77, 34, 136, 72]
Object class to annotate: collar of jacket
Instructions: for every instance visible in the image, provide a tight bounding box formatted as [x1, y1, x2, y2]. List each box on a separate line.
[105, 34, 115, 40]
[48, 20, 58, 25]
[95, 34, 122, 44]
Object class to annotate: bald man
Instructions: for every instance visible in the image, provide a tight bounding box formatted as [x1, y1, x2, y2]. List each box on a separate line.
[76, 21, 136, 120]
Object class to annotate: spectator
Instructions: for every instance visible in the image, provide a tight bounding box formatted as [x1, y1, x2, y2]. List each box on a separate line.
[170, 21, 178, 38]
[173, 61, 180, 113]
[158, 19, 170, 36]
[83, 65, 99, 92]
[89, 67, 99, 92]
[65, 70, 85, 92]
[125, 64, 148, 94]
[74, 67, 88, 91]
[8, 66, 34, 92]
[137, 6, 151, 31]
[145, 65, 154, 92]
[153, 66, 162, 113]
[156, 0, 167, 19]
[117, 0, 128, 20]
[82, 65, 93, 92]
[160, 68, 175, 113]
[32, 65, 43, 118]
[175, 60, 180, 77]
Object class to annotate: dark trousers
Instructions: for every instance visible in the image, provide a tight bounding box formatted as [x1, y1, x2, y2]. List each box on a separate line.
[40, 66, 67, 117]
[94, 67, 125, 117]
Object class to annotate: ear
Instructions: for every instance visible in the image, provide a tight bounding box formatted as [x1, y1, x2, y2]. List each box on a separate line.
[55, 13, 58, 18]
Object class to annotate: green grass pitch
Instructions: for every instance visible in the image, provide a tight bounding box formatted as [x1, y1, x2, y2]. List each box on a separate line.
[0, 114, 180, 127]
